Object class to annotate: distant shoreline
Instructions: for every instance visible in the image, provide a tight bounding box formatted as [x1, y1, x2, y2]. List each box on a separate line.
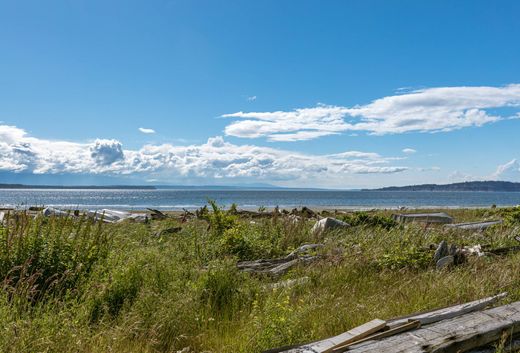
[365, 181, 520, 192]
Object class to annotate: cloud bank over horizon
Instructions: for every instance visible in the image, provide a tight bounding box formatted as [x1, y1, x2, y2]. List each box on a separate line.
[223, 84, 520, 141]
[0, 124, 408, 186]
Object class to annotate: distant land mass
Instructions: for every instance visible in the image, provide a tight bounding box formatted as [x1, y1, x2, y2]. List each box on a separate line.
[368, 181, 520, 192]
[0, 184, 157, 190]
[0, 183, 318, 190]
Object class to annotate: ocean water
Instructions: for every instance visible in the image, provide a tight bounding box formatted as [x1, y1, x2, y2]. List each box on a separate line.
[1, 189, 520, 210]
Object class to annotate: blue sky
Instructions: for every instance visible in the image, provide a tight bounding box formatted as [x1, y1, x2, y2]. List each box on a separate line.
[1, 0, 520, 188]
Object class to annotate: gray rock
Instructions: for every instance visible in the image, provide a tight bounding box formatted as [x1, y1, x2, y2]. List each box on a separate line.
[436, 255, 454, 270]
[434, 240, 448, 263]
[311, 217, 350, 235]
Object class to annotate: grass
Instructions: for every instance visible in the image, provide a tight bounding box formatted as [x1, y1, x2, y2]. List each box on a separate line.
[0, 205, 519, 352]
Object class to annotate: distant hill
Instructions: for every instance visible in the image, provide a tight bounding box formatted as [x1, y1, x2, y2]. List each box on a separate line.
[367, 181, 520, 192]
[0, 184, 156, 190]
[0, 183, 321, 191]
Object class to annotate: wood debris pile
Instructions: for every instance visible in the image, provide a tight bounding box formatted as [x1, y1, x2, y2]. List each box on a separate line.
[268, 292, 518, 353]
[237, 244, 323, 276]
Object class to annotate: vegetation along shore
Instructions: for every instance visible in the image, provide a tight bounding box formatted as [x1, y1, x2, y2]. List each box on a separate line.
[1, 203, 520, 352]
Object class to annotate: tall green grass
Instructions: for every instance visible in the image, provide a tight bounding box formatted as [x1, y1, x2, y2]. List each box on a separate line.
[0, 206, 519, 352]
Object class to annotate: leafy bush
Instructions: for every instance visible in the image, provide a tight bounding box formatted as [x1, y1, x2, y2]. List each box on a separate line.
[341, 211, 397, 230]
[206, 200, 237, 238]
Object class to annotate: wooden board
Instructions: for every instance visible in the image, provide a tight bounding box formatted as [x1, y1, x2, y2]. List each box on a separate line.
[333, 320, 421, 352]
[346, 301, 520, 352]
[308, 319, 387, 353]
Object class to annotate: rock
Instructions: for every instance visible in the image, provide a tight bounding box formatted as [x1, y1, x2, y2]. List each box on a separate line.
[433, 240, 448, 263]
[311, 217, 350, 235]
[436, 255, 454, 270]
[448, 243, 458, 256]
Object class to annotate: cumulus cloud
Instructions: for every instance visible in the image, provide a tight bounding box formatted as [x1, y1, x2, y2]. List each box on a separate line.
[0, 125, 407, 183]
[492, 159, 520, 181]
[402, 148, 417, 154]
[139, 127, 156, 134]
[223, 84, 520, 141]
[90, 139, 124, 166]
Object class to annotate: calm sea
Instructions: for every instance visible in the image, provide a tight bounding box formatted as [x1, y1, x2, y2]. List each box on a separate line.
[1, 189, 520, 210]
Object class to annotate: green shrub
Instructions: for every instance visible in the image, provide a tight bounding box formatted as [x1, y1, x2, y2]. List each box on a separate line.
[207, 200, 237, 238]
[341, 211, 397, 230]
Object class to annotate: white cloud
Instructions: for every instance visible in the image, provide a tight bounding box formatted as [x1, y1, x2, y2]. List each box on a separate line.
[90, 139, 125, 166]
[223, 84, 520, 141]
[247, 96, 257, 102]
[139, 127, 156, 134]
[492, 159, 520, 181]
[0, 124, 408, 184]
[402, 148, 417, 154]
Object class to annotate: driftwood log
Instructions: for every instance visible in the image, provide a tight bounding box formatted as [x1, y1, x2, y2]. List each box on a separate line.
[392, 212, 453, 224]
[238, 244, 323, 276]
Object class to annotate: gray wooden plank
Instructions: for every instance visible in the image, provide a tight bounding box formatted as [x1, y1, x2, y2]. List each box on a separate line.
[347, 301, 520, 353]
[333, 320, 421, 352]
[309, 319, 386, 353]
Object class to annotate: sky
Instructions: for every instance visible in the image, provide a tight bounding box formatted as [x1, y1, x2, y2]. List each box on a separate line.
[1, 0, 520, 188]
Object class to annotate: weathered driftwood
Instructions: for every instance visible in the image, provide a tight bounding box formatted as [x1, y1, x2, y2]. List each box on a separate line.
[43, 207, 74, 218]
[392, 212, 453, 224]
[311, 218, 350, 235]
[87, 209, 148, 223]
[309, 319, 387, 353]
[387, 292, 507, 328]
[468, 335, 520, 352]
[445, 220, 502, 230]
[286, 244, 324, 260]
[237, 255, 318, 276]
[238, 244, 323, 275]
[333, 320, 421, 352]
[290, 207, 318, 219]
[271, 293, 508, 353]
[147, 208, 168, 220]
[346, 299, 520, 352]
